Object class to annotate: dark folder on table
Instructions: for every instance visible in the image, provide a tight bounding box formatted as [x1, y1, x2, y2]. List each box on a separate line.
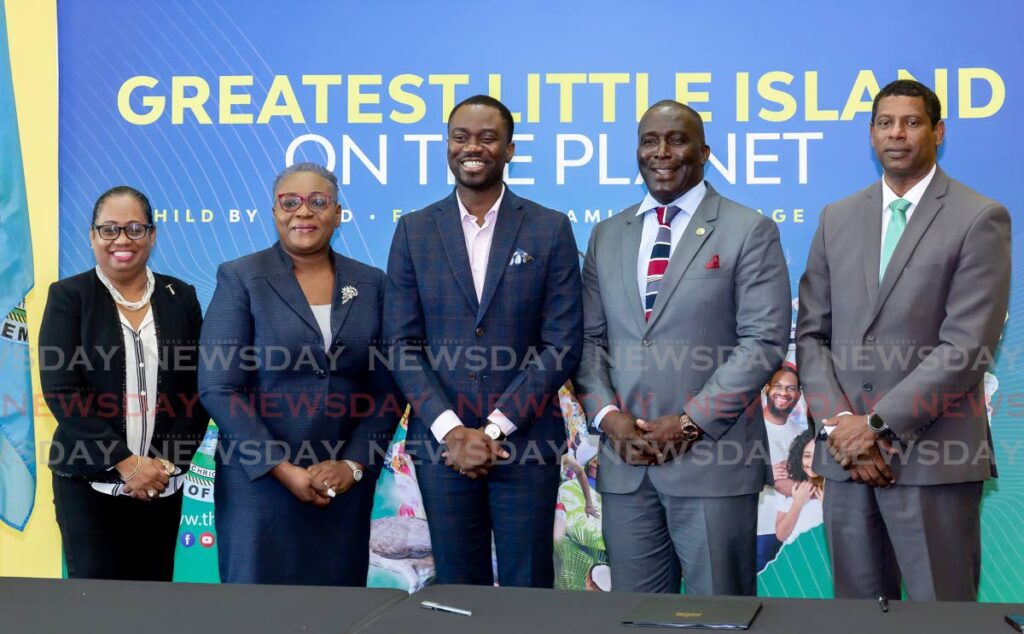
[622, 597, 762, 629]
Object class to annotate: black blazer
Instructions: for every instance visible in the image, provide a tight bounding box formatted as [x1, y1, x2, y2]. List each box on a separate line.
[39, 269, 209, 480]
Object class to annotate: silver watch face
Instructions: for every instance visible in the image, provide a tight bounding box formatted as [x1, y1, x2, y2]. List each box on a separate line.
[485, 424, 502, 440]
[346, 461, 363, 481]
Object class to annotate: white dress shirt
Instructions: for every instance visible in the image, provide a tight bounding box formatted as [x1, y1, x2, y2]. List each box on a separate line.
[460, 188, 502, 303]
[594, 182, 708, 430]
[635, 182, 707, 307]
[92, 307, 184, 497]
[880, 163, 936, 248]
[430, 185, 517, 443]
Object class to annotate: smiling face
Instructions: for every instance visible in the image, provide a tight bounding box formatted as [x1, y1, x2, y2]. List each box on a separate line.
[870, 95, 944, 194]
[447, 103, 515, 194]
[272, 170, 341, 257]
[90, 194, 154, 281]
[637, 104, 710, 204]
[766, 369, 800, 420]
[801, 440, 817, 479]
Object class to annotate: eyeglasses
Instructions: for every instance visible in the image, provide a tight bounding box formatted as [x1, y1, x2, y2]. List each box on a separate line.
[92, 222, 153, 241]
[276, 192, 336, 214]
[770, 383, 800, 394]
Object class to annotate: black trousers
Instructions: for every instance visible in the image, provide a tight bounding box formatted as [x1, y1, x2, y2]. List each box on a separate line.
[53, 474, 183, 581]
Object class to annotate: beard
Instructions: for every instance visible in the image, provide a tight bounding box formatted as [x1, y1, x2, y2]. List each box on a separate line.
[766, 401, 796, 420]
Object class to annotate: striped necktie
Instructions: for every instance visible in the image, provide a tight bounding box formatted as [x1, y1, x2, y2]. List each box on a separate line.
[880, 198, 911, 282]
[644, 205, 681, 321]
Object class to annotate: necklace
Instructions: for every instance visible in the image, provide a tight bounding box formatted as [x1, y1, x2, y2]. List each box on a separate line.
[95, 266, 154, 311]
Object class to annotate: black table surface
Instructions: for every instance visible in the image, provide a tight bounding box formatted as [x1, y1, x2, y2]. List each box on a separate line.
[353, 584, 1024, 634]
[0, 576, 407, 633]
[3, 577, 1022, 633]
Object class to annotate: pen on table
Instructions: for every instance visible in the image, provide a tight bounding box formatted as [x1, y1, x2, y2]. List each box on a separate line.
[421, 601, 473, 617]
[878, 596, 888, 613]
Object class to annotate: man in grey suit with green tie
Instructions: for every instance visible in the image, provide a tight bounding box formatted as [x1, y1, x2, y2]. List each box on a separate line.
[575, 100, 791, 595]
[797, 79, 1010, 601]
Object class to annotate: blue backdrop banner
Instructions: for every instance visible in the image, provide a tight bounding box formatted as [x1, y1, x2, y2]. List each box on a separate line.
[56, 0, 1023, 599]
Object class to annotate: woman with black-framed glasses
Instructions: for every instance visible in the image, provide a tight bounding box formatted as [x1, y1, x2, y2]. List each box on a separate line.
[39, 185, 208, 580]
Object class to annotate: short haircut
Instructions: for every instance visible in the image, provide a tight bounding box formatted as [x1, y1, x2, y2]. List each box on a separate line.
[449, 95, 515, 143]
[272, 162, 339, 199]
[769, 364, 800, 390]
[871, 79, 942, 128]
[640, 99, 706, 145]
[786, 429, 817, 483]
[91, 185, 153, 225]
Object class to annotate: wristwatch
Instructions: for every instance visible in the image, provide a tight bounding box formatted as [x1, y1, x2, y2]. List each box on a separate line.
[342, 459, 363, 483]
[678, 414, 701, 442]
[866, 411, 889, 434]
[484, 422, 506, 441]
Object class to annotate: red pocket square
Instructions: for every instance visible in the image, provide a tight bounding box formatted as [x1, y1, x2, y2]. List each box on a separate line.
[705, 255, 720, 269]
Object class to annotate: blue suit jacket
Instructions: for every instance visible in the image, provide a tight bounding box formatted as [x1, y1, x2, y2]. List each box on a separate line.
[384, 187, 583, 462]
[199, 243, 400, 481]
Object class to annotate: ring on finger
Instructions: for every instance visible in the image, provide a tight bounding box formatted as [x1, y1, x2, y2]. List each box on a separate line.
[146, 488, 157, 498]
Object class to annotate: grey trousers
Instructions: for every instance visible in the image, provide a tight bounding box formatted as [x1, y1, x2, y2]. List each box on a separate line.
[602, 474, 758, 595]
[823, 478, 983, 601]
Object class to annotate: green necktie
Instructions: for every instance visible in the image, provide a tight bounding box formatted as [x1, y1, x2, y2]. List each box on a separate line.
[880, 198, 911, 282]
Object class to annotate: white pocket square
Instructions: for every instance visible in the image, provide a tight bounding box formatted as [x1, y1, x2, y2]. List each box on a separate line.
[509, 248, 534, 266]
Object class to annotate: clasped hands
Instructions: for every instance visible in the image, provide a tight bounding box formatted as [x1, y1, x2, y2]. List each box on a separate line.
[272, 460, 359, 507]
[442, 426, 510, 480]
[602, 411, 697, 466]
[824, 414, 897, 488]
[116, 455, 174, 501]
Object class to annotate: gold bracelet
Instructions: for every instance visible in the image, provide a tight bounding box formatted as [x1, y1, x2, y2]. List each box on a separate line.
[122, 456, 142, 482]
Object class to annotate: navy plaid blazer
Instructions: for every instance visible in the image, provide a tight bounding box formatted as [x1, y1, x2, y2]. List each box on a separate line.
[383, 187, 583, 463]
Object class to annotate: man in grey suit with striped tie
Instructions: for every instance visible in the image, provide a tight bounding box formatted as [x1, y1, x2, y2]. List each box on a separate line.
[575, 100, 791, 595]
[797, 79, 1010, 601]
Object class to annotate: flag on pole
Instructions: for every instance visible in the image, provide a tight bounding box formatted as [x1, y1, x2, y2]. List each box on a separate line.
[0, 3, 36, 531]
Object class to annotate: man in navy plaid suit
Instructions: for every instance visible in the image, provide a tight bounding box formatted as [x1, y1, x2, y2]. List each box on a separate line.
[384, 95, 582, 587]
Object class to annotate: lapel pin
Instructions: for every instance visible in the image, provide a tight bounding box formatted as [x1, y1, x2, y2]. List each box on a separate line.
[695, 227, 706, 236]
[165, 284, 175, 295]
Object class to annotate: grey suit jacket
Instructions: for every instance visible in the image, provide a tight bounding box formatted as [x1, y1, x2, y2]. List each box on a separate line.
[575, 183, 791, 497]
[796, 167, 1010, 485]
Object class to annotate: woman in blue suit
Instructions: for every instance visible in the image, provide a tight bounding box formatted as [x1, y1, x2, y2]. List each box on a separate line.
[199, 163, 400, 585]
